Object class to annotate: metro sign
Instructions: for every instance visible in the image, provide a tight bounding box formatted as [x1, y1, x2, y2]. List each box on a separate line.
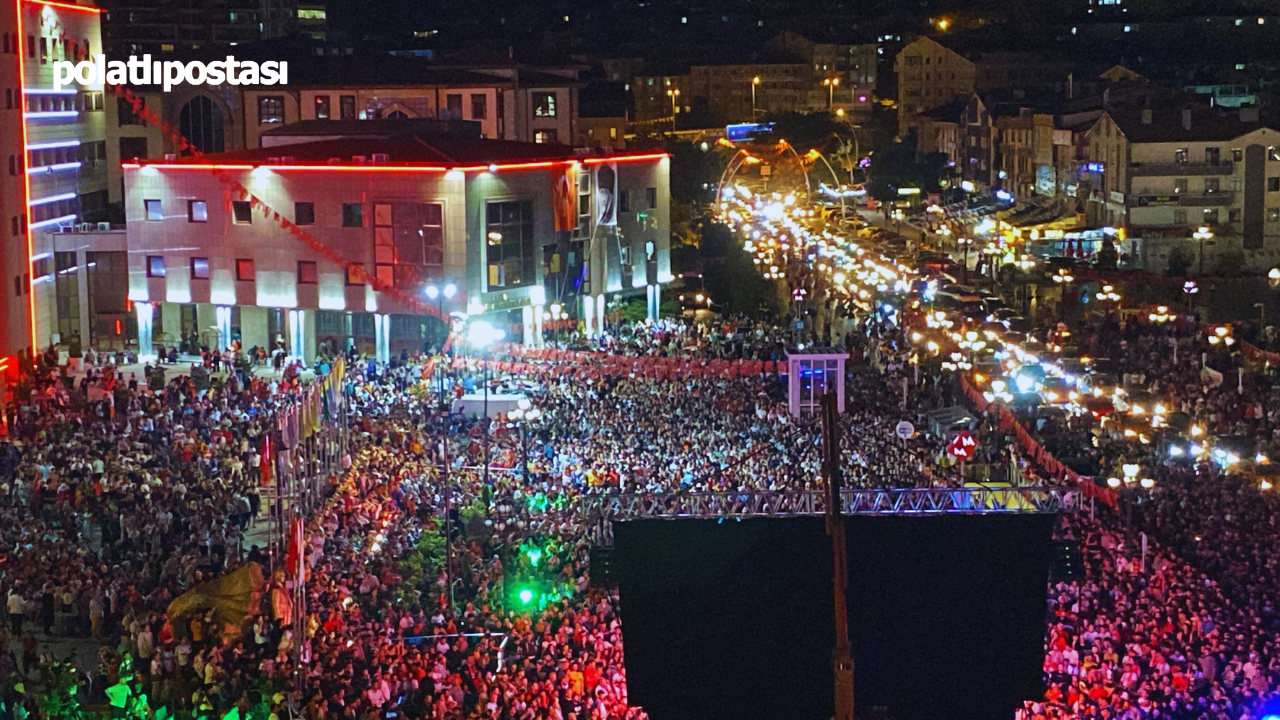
[947, 431, 979, 461]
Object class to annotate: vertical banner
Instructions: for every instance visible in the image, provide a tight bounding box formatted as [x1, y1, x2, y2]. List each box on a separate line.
[595, 163, 618, 226]
[552, 163, 579, 232]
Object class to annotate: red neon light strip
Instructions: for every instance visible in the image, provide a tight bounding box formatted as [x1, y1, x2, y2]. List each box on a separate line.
[16, 0, 37, 353]
[24, 0, 101, 12]
[583, 153, 669, 164]
[125, 155, 665, 174]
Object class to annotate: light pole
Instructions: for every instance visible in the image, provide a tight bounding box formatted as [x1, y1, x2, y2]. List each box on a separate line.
[424, 283, 458, 408]
[823, 77, 840, 109]
[1193, 225, 1214, 275]
[667, 88, 680, 129]
[548, 302, 564, 346]
[751, 76, 760, 118]
[1183, 279, 1199, 314]
[467, 320, 505, 488]
[507, 397, 541, 479]
[1106, 465, 1154, 557]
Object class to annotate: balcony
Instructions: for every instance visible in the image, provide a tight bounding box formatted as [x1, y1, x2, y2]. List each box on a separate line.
[1128, 161, 1234, 176]
[1134, 191, 1235, 207]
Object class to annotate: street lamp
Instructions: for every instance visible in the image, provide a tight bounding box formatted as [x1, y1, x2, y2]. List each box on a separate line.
[823, 77, 840, 108]
[667, 88, 680, 128]
[1183, 279, 1199, 314]
[548, 302, 564, 345]
[1193, 225, 1214, 275]
[507, 397, 542, 479]
[467, 319, 505, 488]
[424, 283, 459, 408]
[751, 76, 761, 118]
[1095, 284, 1121, 319]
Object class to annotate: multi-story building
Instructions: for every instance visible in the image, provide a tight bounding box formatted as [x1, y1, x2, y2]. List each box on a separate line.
[972, 52, 1073, 99]
[0, 0, 108, 358]
[1108, 107, 1280, 273]
[54, 132, 671, 359]
[96, 0, 318, 56]
[104, 51, 587, 204]
[630, 33, 877, 127]
[915, 95, 993, 190]
[993, 108, 1067, 199]
[894, 36, 976, 140]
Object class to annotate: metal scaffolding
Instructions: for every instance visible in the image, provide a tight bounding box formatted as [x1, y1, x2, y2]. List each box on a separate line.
[582, 487, 1081, 545]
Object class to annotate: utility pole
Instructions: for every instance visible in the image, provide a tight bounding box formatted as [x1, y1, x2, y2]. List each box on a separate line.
[821, 390, 855, 720]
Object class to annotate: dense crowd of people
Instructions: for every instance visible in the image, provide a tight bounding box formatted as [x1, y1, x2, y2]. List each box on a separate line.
[1, 293, 1279, 720]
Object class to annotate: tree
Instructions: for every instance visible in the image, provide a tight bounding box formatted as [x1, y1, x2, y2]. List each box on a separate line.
[1166, 246, 1193, 277]
[865, 138, 948, 202]
[758, 111, 846, 146]
[700, 223, 778, 317]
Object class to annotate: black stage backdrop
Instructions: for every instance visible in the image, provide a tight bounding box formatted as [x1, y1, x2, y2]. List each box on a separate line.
[613, 514, 1055, 720]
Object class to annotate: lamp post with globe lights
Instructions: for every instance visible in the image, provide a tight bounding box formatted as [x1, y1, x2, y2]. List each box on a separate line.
[506, 398, 542, 479]
[467, 320, 506, 488]
[1193, 225, 1214, 275]
[424, 283, 458, 408]
[1107, 463, 1155, 555]
[751, 76, 761, 118]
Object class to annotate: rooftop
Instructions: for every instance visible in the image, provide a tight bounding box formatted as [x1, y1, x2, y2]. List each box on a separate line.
[128, 132, 667, 169]
[1111, 107, 1276, 144]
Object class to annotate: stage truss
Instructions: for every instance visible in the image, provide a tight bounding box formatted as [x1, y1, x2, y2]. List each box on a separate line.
[583, 487, 1080, 545]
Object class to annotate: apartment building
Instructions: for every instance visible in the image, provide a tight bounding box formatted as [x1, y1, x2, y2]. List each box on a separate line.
[894, 36, 976, 140]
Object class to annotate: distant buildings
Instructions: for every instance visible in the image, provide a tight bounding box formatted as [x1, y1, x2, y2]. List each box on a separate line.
[630, 32, 878, 127]
[96, 0, 322, 56]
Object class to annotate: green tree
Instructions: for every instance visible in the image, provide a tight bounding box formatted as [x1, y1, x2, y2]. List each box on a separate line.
[701, 224, 778, 317]
[865, 138, 948, 202]
[1166, 246, 1193, 277]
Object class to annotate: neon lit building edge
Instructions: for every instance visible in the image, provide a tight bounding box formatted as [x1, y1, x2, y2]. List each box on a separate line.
[120, 153, 670, 174]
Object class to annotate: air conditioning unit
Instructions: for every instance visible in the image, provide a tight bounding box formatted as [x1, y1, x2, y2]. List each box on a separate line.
[328, 157, 342, 165]
[77, 222, 92, 232]
[97, 222, 110, 231]
[351, 155, 367, 164]
[164, 153, 177, 161]
[371, 153, 389, 164]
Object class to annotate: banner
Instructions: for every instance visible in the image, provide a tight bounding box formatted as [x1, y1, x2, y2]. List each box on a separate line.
[595, 163, 617, 226]
[552, 164, 579, 232]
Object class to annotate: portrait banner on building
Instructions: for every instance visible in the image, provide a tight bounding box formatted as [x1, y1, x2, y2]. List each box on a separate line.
[552, 163, 579, 232]
[595, 163, 618, 226]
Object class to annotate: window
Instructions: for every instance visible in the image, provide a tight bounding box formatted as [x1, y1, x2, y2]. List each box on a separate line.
[470, 94, 487, 120]
[1205, 178, 1220, 194]
[188, 200, 207, 222]
[145, 199, 162, 220]
[646, 187, 658, 209]
[1174, 148, 1188, 163]
[1270, 177, 1280, 192]
[191, 257, 210, 280]
[533, 92, 557, 117]
[345, 264, 365, 285]
[232, 200, 252, 223]
[295, 202, 315, 225]
[119, 136, 147, 163]
[373, 202, 444, 290]
[1229, 208, 1241, 223]
[1204, 209, 1219, 224]
[619, 190, 630, 213]
[342, 202, 363, 227]
[297, 260, 318, 284]
[257, 95, 284, 124]
[1233, 148, 1244, 162]
[534, 129, 558, 144]
[1174, 178, 1188, 194]
[485, 199, 536, 289]
[446, 93, 463, 118]
[146, 256, 165, 278]
[1174, 208, 1187, 225]
[1271, 147, 1280, 162]
[117, 96, 144, 125]
[314, 95, 330, 120]
[340, 95, 356, 120]
[235, 259, 255, 281]
[1205, 147, 1220, 165]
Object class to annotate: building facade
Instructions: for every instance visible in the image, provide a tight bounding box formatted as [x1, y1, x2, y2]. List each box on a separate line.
[894, 36, 976, 140]
[66, 136, 670, 360]
[0, 0, 108, 358]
